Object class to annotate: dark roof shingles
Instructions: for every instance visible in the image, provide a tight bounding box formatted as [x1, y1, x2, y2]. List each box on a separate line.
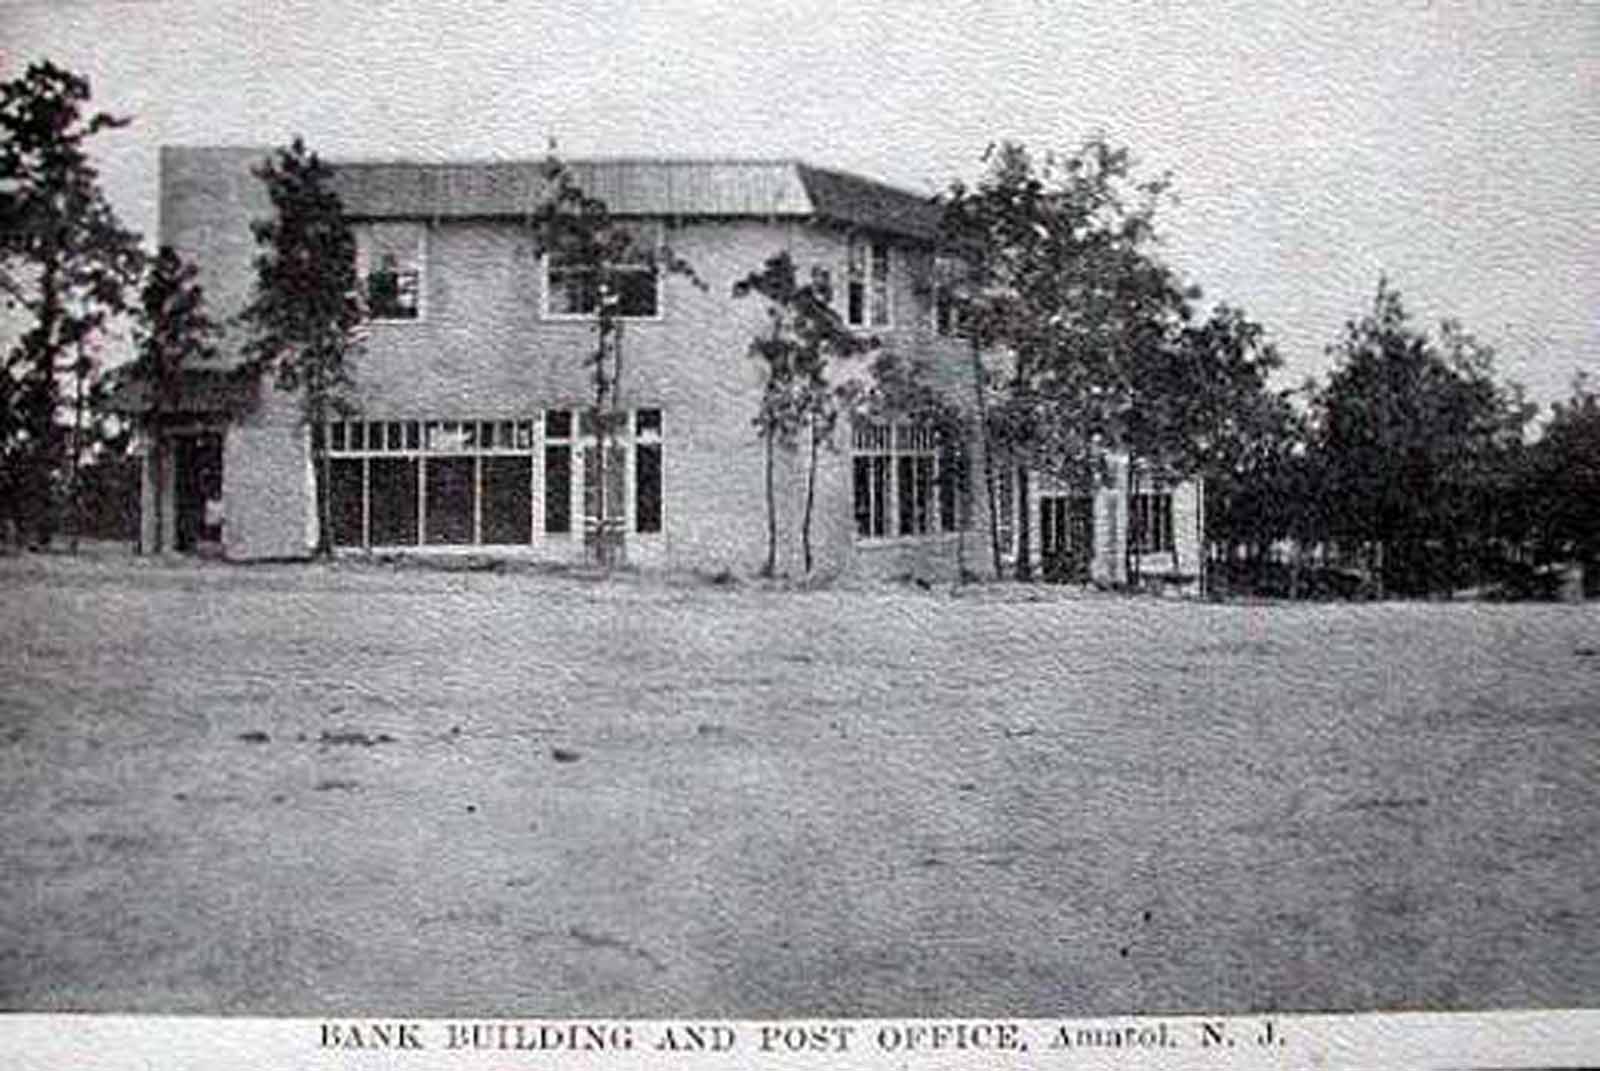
[796, 164, 942, 241]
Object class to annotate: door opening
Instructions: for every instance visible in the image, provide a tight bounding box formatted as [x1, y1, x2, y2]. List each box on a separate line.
[174, 431, 223, 552]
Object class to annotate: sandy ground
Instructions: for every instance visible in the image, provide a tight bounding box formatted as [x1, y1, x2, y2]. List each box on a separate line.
[1, 549, 1597, 1017]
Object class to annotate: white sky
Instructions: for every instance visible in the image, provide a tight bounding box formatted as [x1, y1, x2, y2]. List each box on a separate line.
[4, 0, 1596, 406]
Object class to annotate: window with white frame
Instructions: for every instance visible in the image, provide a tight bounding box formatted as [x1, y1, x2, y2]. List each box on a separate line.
[853, 421, 964, 540]
[1130, 488, 1175, 554]
[846, 236, 891, 328]
[354, 222, 425, 321]
[323, 410, 664, 548]
[544, 223, 663, 319]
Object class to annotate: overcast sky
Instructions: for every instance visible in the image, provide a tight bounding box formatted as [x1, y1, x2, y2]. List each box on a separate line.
[4, 0, 1595, 406]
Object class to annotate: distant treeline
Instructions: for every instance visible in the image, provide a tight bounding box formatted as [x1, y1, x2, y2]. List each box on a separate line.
[1204, 283, 1597, 599]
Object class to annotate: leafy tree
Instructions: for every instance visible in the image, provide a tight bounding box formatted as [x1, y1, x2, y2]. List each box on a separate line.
[1, 60, 143, 546]
[1201, 379, 1309, 555]
[1311, 280, 1531, 594]
[940, 138, 1177, 581]
[734, 251, 873, 576]
[1526, 372, 1600, 589]
[1134, 304, 1289, 587]
[129, 246, 221, 551]
[238, 137, 362, 558]
[526, 156, 699, 568]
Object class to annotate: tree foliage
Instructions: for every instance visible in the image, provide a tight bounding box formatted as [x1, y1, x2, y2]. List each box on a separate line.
[130, 246, 221, 551]
[1308, 280, 1532, 594]
[1524, 372, 1600, 582]
[0, 60, 143, 544]
[1158, 305, 1304, 557]
[939, 138, 1187, 579]
[239, 137, 363, 557]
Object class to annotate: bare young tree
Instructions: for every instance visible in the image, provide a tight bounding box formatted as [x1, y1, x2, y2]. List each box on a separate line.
[734, 251, 873, 576]
[527, 156, 699, 568]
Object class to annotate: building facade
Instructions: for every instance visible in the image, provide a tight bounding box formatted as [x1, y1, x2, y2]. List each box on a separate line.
[135, 147, 1201, 585]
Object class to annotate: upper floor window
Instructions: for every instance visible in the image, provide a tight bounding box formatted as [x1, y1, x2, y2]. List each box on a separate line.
[847, 236, 891, 328]
[355, 222, 425, 321]
[544, 223, 663, 320]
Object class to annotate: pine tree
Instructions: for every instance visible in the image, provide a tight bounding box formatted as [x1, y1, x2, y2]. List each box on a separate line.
[1, 60, 143, 546]
[130, 246, 221, 551]
[238, 138, 362, 558]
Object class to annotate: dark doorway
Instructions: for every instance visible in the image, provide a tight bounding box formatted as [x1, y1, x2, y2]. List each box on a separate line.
[174, 432, 223, 552]
[1041, 494, 1095, 581]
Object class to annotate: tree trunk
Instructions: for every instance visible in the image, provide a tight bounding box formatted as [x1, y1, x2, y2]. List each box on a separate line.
[802, 414, 820, 576]
[593, 406, 608, 570]
[1124, 460, 1137, 588]
[1169, 477, 1181, 575]
[68, 348, 86, 555]
[763, 426, 777, 578]
[318, 445, 332, 558]
[968, 338, 1002, 579]
[28, 260, 64, 547]
[954, 444, 968, 584]
[609, 319, 626, 568]
[310, 384, 331, 559]
[1014, 463, 1032, 581]
[589, 317, 610, 570]
[151, 433, 165, 554]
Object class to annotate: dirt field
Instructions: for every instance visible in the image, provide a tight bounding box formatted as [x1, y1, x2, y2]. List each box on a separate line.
[1, 550, 1597, 1016]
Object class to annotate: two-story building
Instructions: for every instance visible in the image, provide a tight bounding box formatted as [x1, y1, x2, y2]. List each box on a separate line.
[129, 147, 1201, 586]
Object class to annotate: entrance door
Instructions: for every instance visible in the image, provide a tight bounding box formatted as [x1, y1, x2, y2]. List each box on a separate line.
[174, 432, 223, 552]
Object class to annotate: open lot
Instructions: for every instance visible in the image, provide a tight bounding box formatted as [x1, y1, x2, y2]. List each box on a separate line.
[1, 551, 1597, 1016]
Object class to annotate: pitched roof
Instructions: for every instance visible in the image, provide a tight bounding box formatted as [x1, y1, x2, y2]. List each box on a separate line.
[795, 164, 942, 241]
[328, 158, 941, 241]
